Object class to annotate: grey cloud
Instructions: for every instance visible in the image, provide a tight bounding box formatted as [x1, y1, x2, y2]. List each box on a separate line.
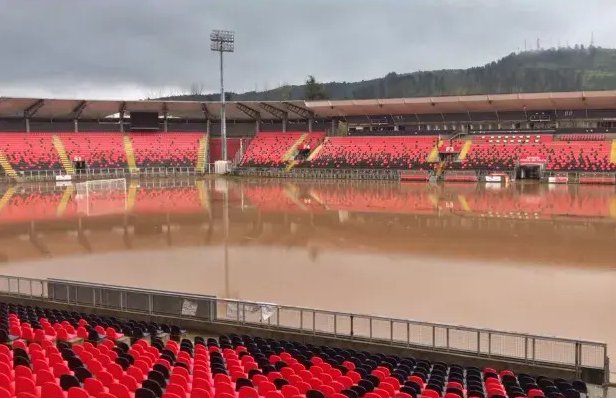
[1, 0, 616, 99]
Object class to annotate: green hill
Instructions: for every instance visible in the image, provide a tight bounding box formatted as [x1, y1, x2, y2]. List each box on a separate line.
[164, 47, 616, 102]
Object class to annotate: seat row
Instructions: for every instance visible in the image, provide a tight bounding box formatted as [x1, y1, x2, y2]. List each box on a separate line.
[238, 133, 616, 172]
[0, 299, 589, 398]
[0, 303, 185, 346]
[0, 133, 240, 172]
[240, 132, 325, 168]
[306, 137, 438, 170]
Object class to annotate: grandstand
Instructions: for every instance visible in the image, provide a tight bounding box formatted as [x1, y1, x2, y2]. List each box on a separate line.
[0, 299, 595, 398]
[3, 90, 616, 183]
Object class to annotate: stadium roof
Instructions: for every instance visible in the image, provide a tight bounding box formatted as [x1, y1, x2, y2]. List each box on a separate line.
[307, 90, 616, 117]
[2, 90, 616, 120]
[0, 98, 311, 120]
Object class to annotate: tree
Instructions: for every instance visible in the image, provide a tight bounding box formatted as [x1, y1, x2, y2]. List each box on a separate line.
[190, 82, 206, 96]
[304, 75, 329, 100]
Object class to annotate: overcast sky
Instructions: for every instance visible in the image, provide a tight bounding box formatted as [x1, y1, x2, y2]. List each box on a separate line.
[1, 0, 616, 100]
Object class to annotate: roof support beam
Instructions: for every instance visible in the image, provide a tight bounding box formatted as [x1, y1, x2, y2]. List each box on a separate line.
[71, 101, 88, 132]
[162, 102, 169, 132]
[236, 103, 261, 133]
[72, 101, 88, 119]
[201, 103, 211, 120]
[259, 103, 288, 131]
[23, 99, 44, 132]
[23, 99, 44, 118]
[119, 101, 127, 133]
[236, 103, 261, 120]
[201, 103, 212, 135]
[283, 102, 314, 119]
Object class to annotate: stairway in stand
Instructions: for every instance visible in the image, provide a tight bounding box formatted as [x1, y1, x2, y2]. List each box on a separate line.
[306, 141, 325, 161]
[458, 139, 473, 161]
[286, 160, 299, 171]
[0, 150, 18, 179]
[282, 133, 308, 162]
[426, 138, 443, 163]
[196, 134, 209, 173]
[52, 135, 75, 175]
[123, 135, 139, 174]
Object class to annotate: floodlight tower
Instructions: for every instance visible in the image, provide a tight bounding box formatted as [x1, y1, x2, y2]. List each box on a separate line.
[210, 30, 235, 162]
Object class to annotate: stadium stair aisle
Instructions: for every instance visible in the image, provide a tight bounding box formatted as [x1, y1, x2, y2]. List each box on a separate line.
[286, 160, 299, 171]
[0, 150, 18, 179]
[457, 140, 472, 161]
[307, 142, 325, 161]
[426, 139, 442, 163]
[52, 135, 75, 175]
[196, 135, 209, 173]
[123, 135, 139, 174]
[611, 139, 616, 164]
[283, 133, 309, 162]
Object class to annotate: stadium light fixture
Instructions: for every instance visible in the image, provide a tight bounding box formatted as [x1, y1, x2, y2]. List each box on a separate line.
[210, 30, 235, 162]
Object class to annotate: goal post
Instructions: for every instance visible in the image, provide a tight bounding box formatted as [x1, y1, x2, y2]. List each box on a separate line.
[75, 178, 128, 216]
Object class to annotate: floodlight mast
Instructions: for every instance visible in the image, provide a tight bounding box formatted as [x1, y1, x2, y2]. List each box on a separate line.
[210, 30, 235, 162]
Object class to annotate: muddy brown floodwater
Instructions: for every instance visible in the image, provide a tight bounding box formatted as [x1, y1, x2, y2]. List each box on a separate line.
[0, 178, 615, 379]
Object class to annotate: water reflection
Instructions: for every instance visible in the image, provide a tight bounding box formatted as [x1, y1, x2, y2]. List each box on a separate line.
[0, 178, 615, 376]
[0, 178, 615, 266]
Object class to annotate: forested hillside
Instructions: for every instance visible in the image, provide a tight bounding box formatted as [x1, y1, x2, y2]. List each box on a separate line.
[163, 47, 616, 101]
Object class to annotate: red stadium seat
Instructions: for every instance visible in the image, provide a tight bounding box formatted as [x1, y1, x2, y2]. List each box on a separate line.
[241, 132, 326, 167]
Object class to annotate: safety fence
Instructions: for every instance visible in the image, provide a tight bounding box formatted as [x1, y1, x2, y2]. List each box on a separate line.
[0, 275, 608, 381]
[542, 171, 616, 185]
[0, 166, 216, 183]
[235, 168, 401, 181]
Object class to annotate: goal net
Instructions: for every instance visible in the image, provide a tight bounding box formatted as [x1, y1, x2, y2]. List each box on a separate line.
[75, 178, 127, 216]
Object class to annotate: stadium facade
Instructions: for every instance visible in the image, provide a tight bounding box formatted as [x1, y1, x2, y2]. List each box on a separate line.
[2, 90, 616, 183]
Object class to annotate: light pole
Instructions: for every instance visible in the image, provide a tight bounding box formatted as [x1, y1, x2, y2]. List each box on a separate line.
[210, 30, 235, 162]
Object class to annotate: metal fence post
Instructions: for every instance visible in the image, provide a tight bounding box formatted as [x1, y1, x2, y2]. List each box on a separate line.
[488, 332, 492, 357]
[406, 322, 410, 346]
[477, 331, 481, 354]
[432, 325, 436, 347]
[575, 342, 581, 378]
[350, 315, 354, 338]
[148, 294, 153, 315]
[334, 314, 337, 336]
[312, 311, 316, 334]
[532, 337, 536, 362]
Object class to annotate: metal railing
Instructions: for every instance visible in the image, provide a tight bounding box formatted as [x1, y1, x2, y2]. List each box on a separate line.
[0, 166, 217, 182]
[0, 275, 608, 378]
[235, 167, 401, 181]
